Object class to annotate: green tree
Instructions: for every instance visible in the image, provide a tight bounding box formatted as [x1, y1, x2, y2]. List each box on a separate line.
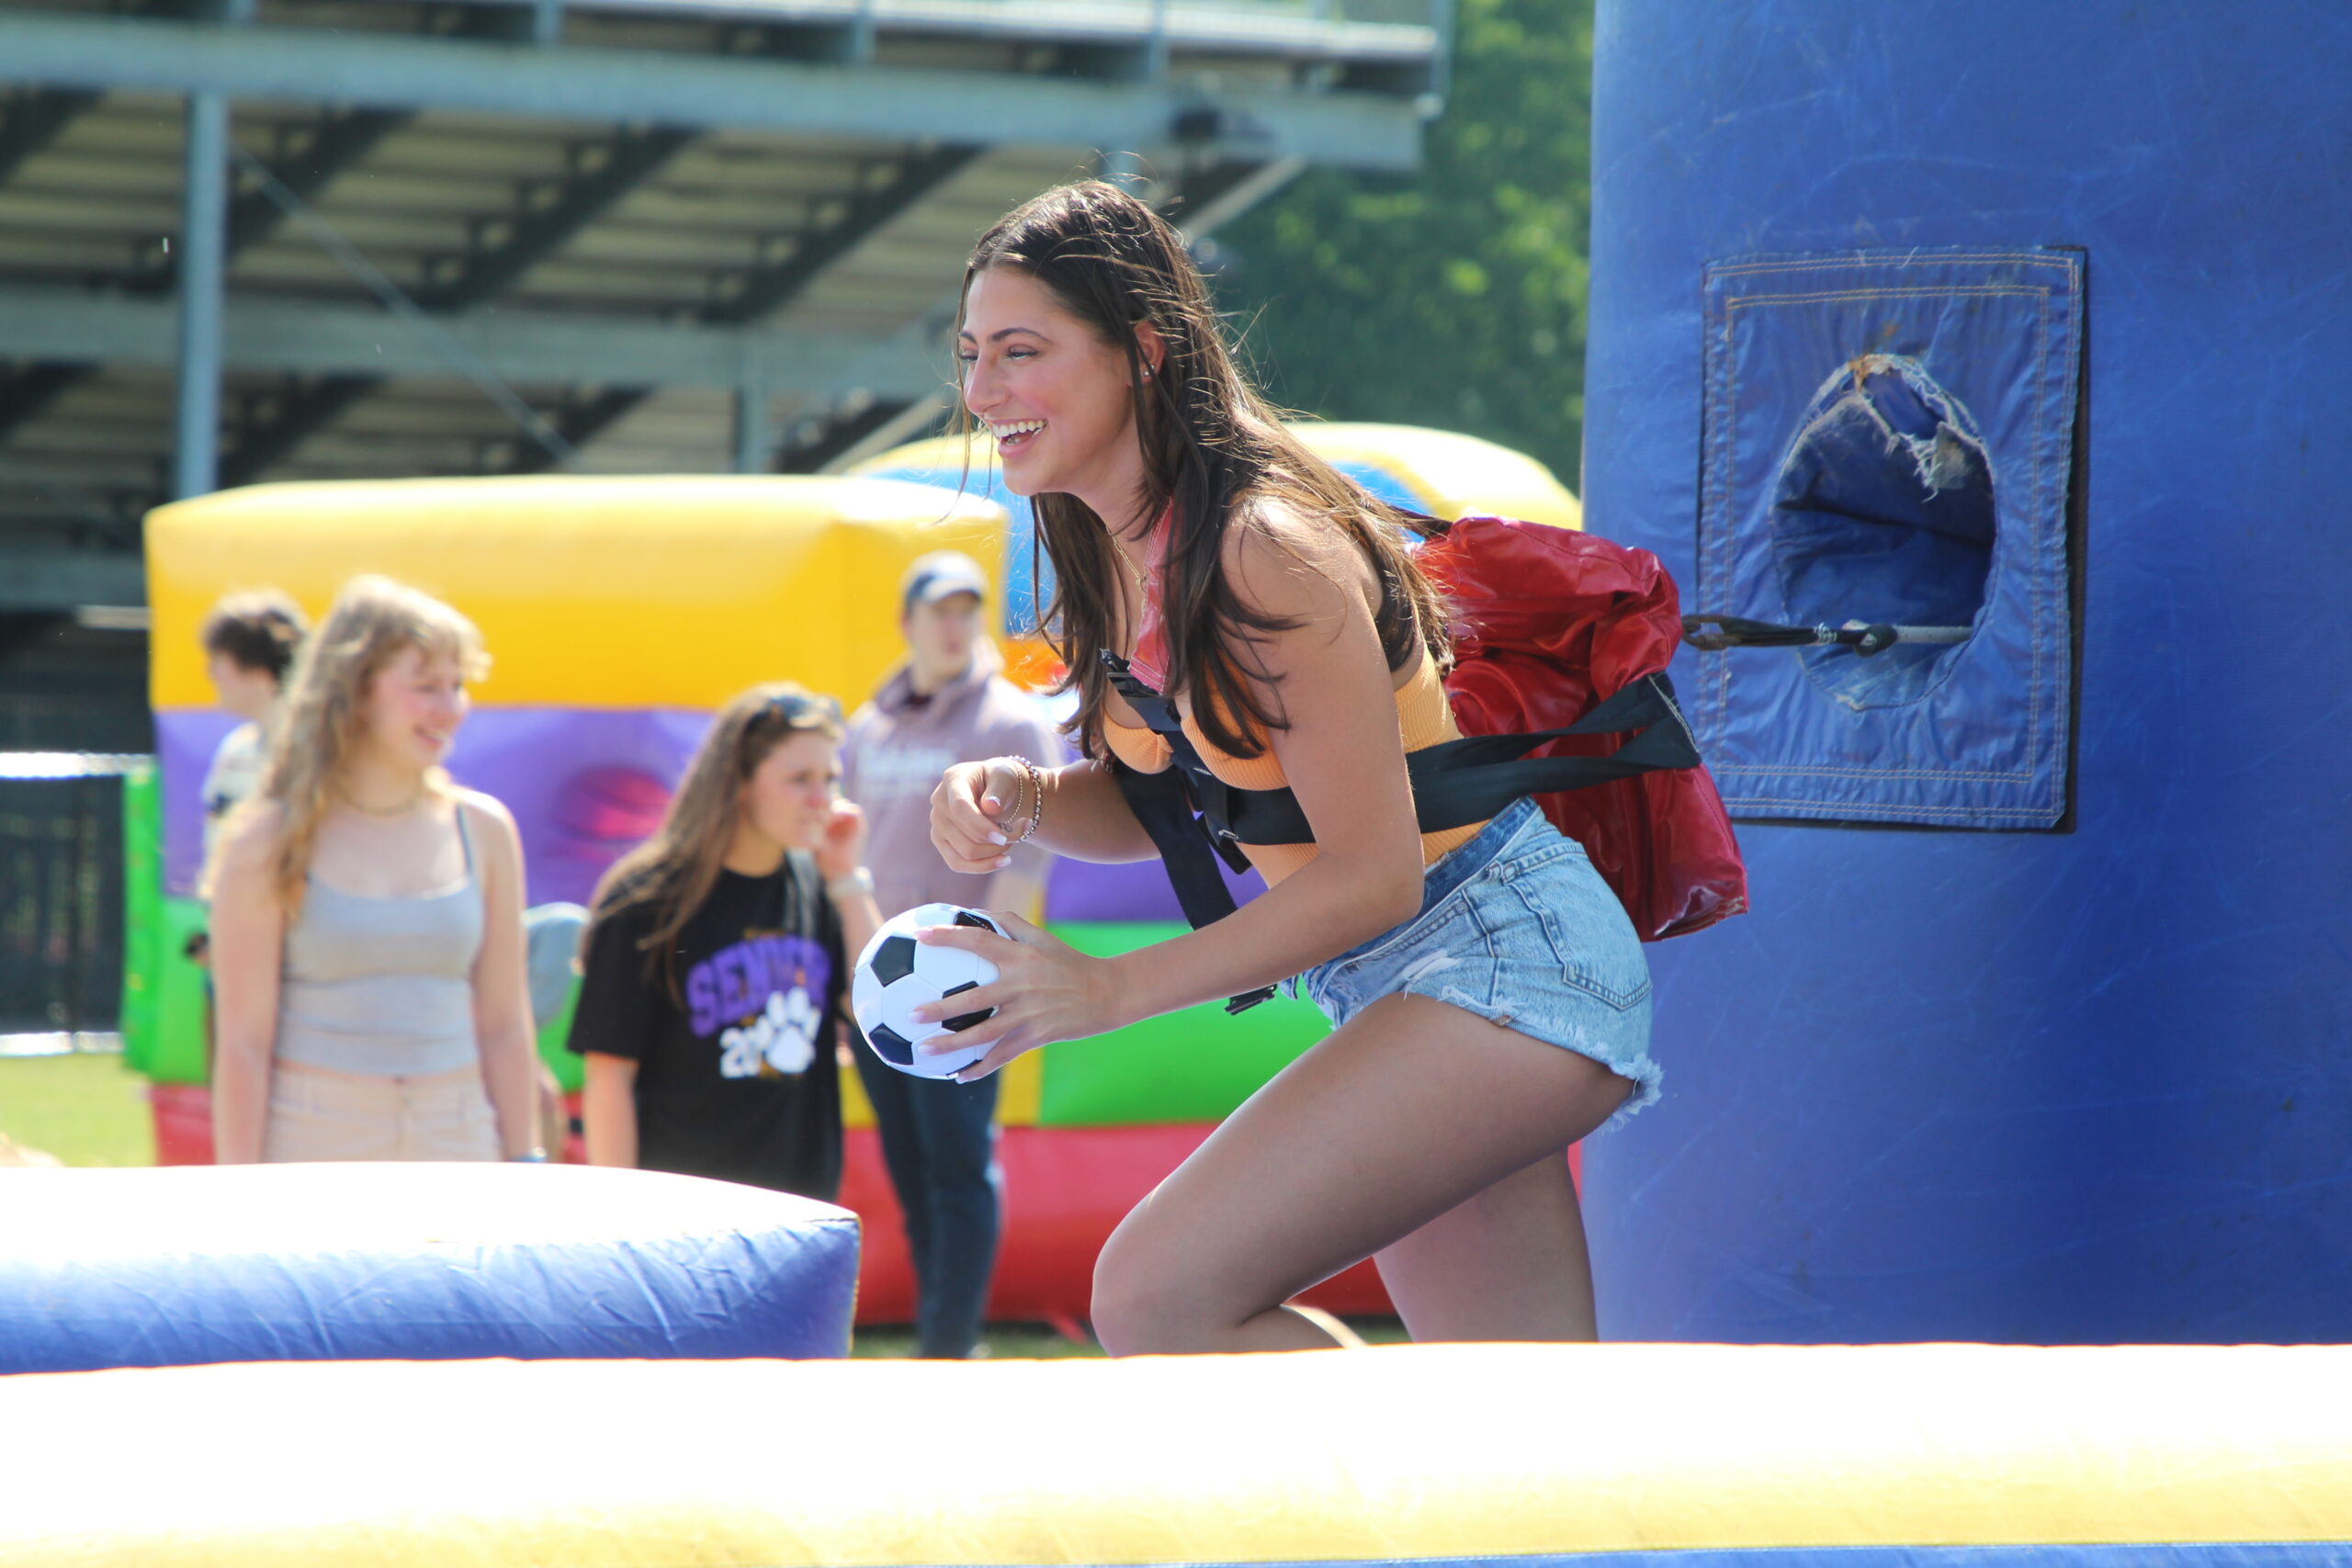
[1211, 0, 1594, 492]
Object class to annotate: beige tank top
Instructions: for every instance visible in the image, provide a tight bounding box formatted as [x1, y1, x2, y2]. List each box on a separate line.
[275, 809, 483, 1077]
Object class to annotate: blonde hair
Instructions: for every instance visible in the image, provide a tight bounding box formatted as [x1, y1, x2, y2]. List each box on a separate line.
[588, 682, 845, 997]
[247, 575, 488, 909]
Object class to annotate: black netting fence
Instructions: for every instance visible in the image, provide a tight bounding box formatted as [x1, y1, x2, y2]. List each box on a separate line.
[0, 767, 128, 1034]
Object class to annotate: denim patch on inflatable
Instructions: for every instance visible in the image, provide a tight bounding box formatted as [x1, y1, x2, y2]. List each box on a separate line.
[1695, 248, 2083, 828]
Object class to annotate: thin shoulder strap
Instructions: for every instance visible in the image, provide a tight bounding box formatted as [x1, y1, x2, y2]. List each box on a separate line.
[452, 799, 475, 876]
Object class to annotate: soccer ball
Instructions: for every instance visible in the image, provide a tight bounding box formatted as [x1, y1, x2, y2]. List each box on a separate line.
[851, 903, 1006, 1080]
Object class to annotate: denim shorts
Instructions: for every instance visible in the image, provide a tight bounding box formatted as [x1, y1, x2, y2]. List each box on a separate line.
[1292, 796, 1661, 1134]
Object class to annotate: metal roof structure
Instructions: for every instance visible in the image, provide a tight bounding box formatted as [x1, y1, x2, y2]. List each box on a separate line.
[0, 0, 1449, 623]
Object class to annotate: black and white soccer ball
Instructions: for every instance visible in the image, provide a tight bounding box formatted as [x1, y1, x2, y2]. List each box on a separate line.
[851, 902, 1005, 1080]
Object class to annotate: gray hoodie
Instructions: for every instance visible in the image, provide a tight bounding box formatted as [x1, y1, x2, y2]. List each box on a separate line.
[841, 639, 1063, 920]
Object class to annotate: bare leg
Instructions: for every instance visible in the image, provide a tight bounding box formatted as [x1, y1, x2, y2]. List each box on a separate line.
[1374, 1148, 1601, 1341]
[1091, 992, 1633, 1356]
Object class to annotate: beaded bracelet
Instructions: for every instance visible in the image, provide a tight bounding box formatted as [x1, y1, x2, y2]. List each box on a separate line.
[1004, 755, 1046, 846]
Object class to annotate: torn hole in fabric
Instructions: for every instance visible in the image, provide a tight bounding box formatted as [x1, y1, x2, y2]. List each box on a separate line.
[1769, 353, 1996, 708]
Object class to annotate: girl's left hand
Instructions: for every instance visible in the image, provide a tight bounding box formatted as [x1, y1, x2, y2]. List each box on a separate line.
[813, 799, 869, 883]
[908, 910, 1123, 1080]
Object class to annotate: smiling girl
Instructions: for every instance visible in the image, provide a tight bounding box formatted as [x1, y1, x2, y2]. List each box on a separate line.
[208, 576, 541, 1165]
[920, 182, 1661, 1354]
[570, 684, 881, 1199]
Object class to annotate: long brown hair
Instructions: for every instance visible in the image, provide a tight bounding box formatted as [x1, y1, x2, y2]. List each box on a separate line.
[243, 575, 486, 909]
[960, 179, 1447, 760]
[587, 682, 845, 996]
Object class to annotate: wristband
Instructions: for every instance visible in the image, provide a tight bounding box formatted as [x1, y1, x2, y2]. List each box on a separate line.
[508, 1148, 548, 1164]
[826, 866, 876, 901]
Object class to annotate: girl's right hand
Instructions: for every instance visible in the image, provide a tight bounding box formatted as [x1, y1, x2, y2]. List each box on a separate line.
[931, 757, 1028, 874]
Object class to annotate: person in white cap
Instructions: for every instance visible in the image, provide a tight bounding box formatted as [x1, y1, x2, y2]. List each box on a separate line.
[840, 550, 1061, 1358]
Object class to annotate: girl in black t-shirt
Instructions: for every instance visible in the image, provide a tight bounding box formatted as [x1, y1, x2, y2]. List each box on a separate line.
[570, 684, 882, 1197]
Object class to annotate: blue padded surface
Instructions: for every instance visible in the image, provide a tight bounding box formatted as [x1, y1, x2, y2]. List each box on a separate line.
[0, 1164, 858, 1374]
[1581, 0, 2352, 1344]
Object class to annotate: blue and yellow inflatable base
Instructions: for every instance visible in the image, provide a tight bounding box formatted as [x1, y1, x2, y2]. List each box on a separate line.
[3, 1343, 2346, 1564]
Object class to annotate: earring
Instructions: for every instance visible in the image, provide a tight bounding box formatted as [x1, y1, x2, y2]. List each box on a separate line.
[1143, 366, 1154, 380]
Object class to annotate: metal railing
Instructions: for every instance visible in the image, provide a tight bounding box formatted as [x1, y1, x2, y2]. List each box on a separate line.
[454, 0, 1447, 48]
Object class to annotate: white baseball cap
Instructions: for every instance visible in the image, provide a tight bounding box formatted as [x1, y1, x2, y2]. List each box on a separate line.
[899, 551, 989, 615]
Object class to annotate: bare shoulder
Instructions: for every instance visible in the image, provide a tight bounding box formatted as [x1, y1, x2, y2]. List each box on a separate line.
[451, 788, 521, 849]
[1221, 495, 1375, 624]
[1223, 502, 1383, 649]
[214, 798, 288, 870]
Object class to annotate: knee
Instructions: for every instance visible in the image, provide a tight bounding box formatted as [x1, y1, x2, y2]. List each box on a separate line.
[1089, 1237, 1170, 1357]
[1091, 1224, 1218, 1357]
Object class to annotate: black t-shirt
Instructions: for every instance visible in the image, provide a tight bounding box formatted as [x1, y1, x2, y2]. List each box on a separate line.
[568, 857, 844, 1200]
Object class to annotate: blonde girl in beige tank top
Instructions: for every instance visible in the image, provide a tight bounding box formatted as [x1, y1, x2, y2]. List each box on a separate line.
[207, 576, 542, 1165]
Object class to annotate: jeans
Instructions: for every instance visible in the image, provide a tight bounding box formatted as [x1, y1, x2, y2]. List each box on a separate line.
[854, 1048, 1003, 1358]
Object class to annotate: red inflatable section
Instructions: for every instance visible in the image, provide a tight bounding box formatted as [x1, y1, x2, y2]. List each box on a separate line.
[147, 1088, 1396, 1325]
[841, 1123, 1394, 1325]
[148, 1083, 214, 1167]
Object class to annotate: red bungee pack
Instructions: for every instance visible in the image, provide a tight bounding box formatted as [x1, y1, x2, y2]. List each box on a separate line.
[1103, 513, 1748, 1011]
[1416, 513, 1747, 942]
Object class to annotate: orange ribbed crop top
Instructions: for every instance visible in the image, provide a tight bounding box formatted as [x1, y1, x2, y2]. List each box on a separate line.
[1101, 520, 1486, 886]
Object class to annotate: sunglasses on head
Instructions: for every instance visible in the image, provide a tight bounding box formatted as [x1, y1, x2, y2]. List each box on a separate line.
[763, 691, 842, 728]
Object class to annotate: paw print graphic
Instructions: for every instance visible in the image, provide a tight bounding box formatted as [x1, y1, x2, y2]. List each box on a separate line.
[761, 987, 820, 1077]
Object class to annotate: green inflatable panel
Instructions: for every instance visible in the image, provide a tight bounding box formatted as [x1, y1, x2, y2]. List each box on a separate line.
[120, 761, 213, 1086]
[1035, 922, 1329, 1128]
[538, 977, 583, 1095]
[148, 898, 212, 1087]
[118, 763, 162, 1076]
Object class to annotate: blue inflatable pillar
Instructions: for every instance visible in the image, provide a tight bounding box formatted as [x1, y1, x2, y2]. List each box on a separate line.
[1582, 1, 2352, 1341]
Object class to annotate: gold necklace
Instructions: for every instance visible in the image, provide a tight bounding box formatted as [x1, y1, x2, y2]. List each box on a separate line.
[1114, 546, 1149, 592]
[337, 783, 426, 818]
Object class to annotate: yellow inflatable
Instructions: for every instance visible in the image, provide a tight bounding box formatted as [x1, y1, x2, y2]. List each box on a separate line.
[147, 474, 1004, 713]
[852, 421, 1581, 535]
[4, 1343, 2348, 1565]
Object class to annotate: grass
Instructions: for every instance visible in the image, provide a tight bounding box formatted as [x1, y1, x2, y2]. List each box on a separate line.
[3, 1050, 1414, 1359]
[0, 1050, 155, 1167]
[853, 1323, 1111, 1359]
[852, 1318, 1410, 1359]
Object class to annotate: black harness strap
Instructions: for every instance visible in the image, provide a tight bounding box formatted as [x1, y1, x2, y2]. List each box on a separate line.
[1099, 649, 1701, 1014]
[1105, 757, 1278, 1014]
[1102, 655, 1278, 1014]
[1105, 650, 1698, 845]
